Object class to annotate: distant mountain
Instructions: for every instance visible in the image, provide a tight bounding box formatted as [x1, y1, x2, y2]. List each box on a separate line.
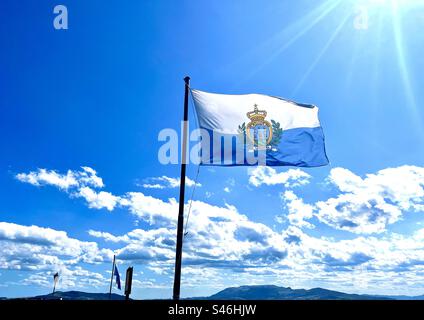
[378, 294, 424, 301]
[193, 285, 417, 300]
[13, 291, 127, 300]
[4, 286, 424, 300]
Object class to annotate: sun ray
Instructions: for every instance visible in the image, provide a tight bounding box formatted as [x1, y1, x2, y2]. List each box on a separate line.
[390, 0, 423, 132]
[370, 9, 385, 94]
[233, 0, 343, 87]
[292, 14, 351, 95]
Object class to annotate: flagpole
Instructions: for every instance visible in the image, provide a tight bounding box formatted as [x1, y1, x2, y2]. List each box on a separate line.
[109, 254, 116, 299]
[173, 76, 190, 300]
[52, 273, 58, 294]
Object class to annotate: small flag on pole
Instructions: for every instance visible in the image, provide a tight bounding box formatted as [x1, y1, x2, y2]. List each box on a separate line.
[53, 272, 59, 293]
[114, 265, 121, 290]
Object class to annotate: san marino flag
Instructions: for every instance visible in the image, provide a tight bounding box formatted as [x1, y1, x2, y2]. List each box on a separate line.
[191, 89, 329, 167]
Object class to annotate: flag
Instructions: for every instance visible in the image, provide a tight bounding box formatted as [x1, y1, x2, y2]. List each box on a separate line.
[191, 90, 329, 167]
[53, 272, 59, 287]
[114, 265, 121, 290]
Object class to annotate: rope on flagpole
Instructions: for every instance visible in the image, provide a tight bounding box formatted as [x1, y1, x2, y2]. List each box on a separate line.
[183, 164, 200, 238]
[183, 88, 201, 238]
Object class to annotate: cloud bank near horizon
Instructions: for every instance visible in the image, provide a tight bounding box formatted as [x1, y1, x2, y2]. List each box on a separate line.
[3, 164, 424, 295]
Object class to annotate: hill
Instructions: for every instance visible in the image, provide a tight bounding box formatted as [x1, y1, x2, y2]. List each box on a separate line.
[195, 285, 392, 300]
[13, 291, 127, 300]
[5, 286, 424, 300]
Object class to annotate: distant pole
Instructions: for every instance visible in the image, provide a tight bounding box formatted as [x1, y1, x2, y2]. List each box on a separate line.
[109, 255, 116, 299]
[52, 272, 59, 294]
[125, 266, 134, 301]
[173, 76, 190, 300]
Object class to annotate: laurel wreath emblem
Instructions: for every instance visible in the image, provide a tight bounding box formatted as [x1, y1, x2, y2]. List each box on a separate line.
[238, 119, 283, 150]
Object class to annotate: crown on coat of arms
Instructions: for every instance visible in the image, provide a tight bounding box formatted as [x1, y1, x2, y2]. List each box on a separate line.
[238, 103, 283, 151]
[246, 104, 267, 122]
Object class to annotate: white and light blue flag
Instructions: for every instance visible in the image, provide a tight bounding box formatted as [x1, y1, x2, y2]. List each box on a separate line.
[191, 89, 329, 167]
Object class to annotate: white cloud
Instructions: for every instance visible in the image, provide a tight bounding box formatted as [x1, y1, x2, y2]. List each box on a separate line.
[281, 190, 315, 229]
[16, 169, 78, 190]
[248, 167, 311, 188]
[13, 165, 424, 296]
[254, 165, 424, 235]
[16, 168, 183, 223]
[141, 176, 201, 189]
[86, 205, 424, 295]
[16, 167, 104, 190]
[17, 165, 424, 237]
[223, 187, 230, 193]
[88, 230, 129, 243]
[22, 267, 107, 290]
[3, 213, 423, 295]
[16, 167, 119, 212]
[90, 199, 288, 269]
[77, 187, 121, 211]
[120, 192, 178, 225]
[16, 167, 118, 212]
[315, 166, 424, 234]
[0, 222, 112, 271]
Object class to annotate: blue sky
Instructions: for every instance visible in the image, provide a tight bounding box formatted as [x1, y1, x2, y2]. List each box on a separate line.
[0, 0, 424, 299]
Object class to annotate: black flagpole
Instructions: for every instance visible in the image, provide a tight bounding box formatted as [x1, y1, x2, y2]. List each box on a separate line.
[173, 76, 190, 300]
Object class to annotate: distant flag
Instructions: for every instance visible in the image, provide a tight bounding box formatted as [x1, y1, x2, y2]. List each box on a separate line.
[191, 89, 329, 167]
[109, 255, 121, 298]
[114, 265, 121, 290]
[53, 272, 59, 293]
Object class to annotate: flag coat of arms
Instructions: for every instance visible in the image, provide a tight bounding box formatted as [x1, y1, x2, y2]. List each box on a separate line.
[191, 89, 329, 167]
